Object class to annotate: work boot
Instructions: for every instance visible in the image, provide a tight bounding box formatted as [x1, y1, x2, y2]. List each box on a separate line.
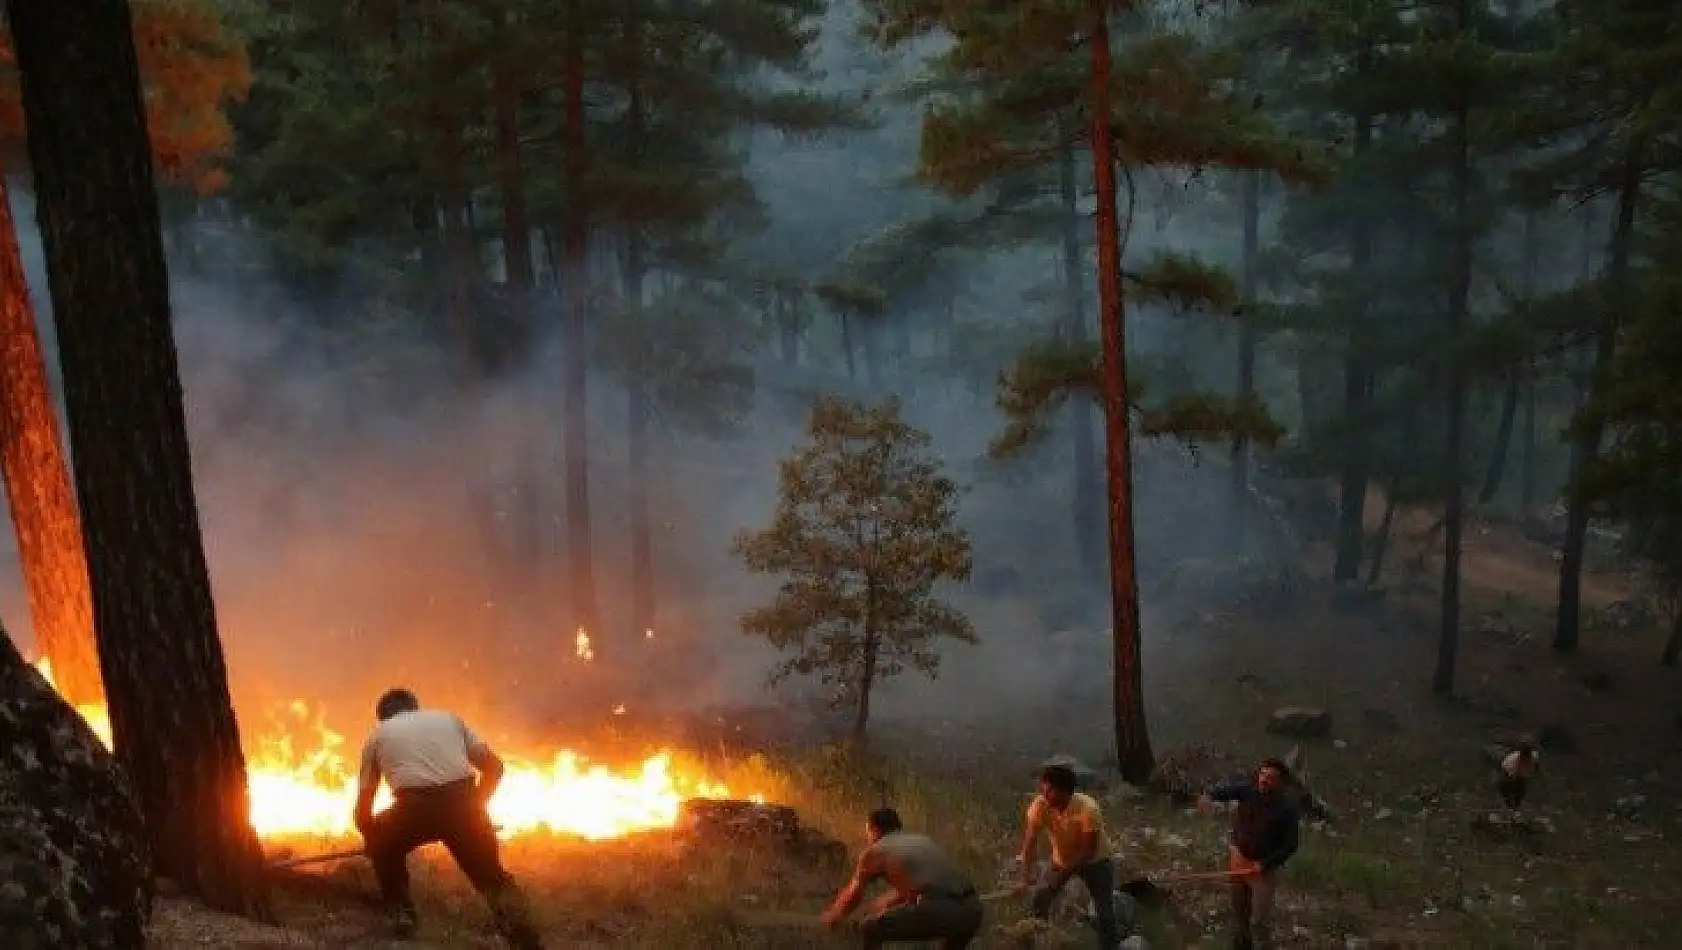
[487, 885, 543, 949]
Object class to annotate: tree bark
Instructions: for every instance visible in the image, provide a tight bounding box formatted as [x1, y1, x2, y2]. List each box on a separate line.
[0, 168, 100, 705]
[1662, 601, 1681, 668]
[1088, 3, 1153, 783]
[1231, 168, 1260, 551]
[1520, 360, 1537, 508]
[1556, 144, 1641, 655]
[1055, 135, 1102, 581]
[1434, 16, 1471, 697]
[7, 0, 269, 916]
[492, 63, 533, 292]
[1478, 376, 1519, 504]
[1334, 107, 1374, 583]
[1366, 490, 1398, 587]
[622, 3, 655, 640]
[562, 0, 598, 640]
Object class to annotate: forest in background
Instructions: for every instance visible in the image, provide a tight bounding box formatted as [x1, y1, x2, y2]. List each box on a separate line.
[0, 0, 1679, 930]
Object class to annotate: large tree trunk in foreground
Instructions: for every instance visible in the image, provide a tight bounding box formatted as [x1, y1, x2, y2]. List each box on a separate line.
[7, 0, 270, 916]
[562, 0, 598, 641]
[1055, 135, 1102, 582]
[1088, 3, 1153, 784]
[0, 169, 99, 706]
[1556, 146, 1640, 655]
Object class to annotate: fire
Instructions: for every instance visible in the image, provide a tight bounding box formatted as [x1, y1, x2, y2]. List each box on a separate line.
[31, 657, 741, 841]
[575, 627, 593, 661]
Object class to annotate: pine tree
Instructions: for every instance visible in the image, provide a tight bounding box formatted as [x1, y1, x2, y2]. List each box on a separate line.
[0, 0, 249, 705]
[733, 395, 973, 742]
[866, 0, 1311, 781]
[1504, 0, 1682, 654]
[7, 0, 269, 916]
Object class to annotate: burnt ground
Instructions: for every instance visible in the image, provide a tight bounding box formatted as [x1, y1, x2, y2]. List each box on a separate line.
[150, 502, 1682, 948]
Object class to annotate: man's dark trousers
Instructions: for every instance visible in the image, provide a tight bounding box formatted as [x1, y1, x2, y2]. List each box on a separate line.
[363, 779, 541, 948]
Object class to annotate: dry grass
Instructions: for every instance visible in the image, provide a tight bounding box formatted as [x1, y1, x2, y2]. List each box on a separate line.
[157, 510, 1682, 947]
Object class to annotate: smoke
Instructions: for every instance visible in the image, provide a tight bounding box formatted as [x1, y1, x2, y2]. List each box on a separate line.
[0, 9, 1286, 761]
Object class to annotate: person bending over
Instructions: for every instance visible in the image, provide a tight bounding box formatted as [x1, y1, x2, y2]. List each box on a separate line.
[353, 687, 542, 948]
[820, 807, 984, 948]
[1017, 764, 1119, 948]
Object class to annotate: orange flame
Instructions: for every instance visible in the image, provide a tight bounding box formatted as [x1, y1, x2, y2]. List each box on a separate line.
[31, 657, 744, 840]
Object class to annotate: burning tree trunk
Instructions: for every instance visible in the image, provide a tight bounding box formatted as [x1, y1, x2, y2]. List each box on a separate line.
[563, 0, 599, 640]
[0, 166, 99, 706]
[6, 0, 270, 916]
[1087, 2, 1154, 783]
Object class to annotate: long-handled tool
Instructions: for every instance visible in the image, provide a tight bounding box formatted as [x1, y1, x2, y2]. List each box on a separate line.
[267, 847, 367, 871]
[1119, 868, 1242, 905]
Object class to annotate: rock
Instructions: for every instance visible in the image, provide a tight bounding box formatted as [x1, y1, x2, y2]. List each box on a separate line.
[0, 636, 150, 949]
[1361, 709, 1400, 732]
[1537, 724, 1576, 753]
[1266, 706, 1332, 738]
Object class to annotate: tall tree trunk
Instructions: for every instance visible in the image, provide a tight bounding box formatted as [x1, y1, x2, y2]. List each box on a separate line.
[562, 0, 598, 640]
[440, 125, 479, 376]
[853, 619, 878, 742]
[1520, 359, 1537, 508]
[1366, 491, 1398, 586]
[1556, 145, 1641, 655]
[1662, 599, 1682, 668]
[7, 0, 269, 915]
[1478, 376, 1519, 504]
[776, 292, 800, 364]
[1088, 3, 1153, 783]
[1231, 169, 1261, 550]
[1334, 107, 1374, 583]
[1434, 23, 1471, 697]
[839, 311, 856, 378]
[622, 3, 655, 640]
[1056, 135, 1102, 580]
[0, 169, 99, 705]
[492, 63, 533, 292]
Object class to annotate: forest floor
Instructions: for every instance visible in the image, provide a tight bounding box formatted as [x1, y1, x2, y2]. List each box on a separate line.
[149, 500, 1682, 948]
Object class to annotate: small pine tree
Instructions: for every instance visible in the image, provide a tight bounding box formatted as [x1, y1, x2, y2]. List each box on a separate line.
[733, 395, 975, 741]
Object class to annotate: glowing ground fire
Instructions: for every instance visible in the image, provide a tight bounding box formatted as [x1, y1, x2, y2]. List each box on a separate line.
[32, 658, 740, 840]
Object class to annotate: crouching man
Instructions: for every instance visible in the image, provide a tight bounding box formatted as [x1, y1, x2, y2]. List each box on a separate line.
[1198, 758, 1302, 950]
[1017, 764, 1119, 948]
[353, 688, 543, 948]
[820, 807, 984, 948]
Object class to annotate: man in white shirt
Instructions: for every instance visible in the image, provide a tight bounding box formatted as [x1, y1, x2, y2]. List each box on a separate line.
[353, 688, 541, 948]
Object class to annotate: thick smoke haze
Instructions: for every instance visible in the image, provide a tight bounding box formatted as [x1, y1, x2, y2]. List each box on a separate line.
[0, 6, 1279, 759]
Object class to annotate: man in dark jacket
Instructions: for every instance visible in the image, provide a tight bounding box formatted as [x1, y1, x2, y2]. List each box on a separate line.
[1198, 758, 1301, 950]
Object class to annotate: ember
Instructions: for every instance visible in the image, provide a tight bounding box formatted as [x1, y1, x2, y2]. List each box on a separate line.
[32, 657, 747, 841]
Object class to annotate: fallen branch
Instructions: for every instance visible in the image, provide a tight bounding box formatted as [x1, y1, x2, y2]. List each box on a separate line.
[266, 847, 365, 871]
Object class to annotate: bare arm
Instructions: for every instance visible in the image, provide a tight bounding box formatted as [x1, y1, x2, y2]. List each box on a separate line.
[461, 719, 504, 801]
[1017, 799, 1042, 884]
[353, 742, 381, 833]
[821, 851, 881, 926]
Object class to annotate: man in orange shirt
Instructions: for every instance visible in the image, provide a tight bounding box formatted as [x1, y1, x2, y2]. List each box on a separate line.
[1017, 764, 1119, 948]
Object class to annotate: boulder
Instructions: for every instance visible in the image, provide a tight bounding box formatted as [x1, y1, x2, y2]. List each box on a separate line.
[0, 636, 150, 948]
[1266, 706, 1332, 739]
